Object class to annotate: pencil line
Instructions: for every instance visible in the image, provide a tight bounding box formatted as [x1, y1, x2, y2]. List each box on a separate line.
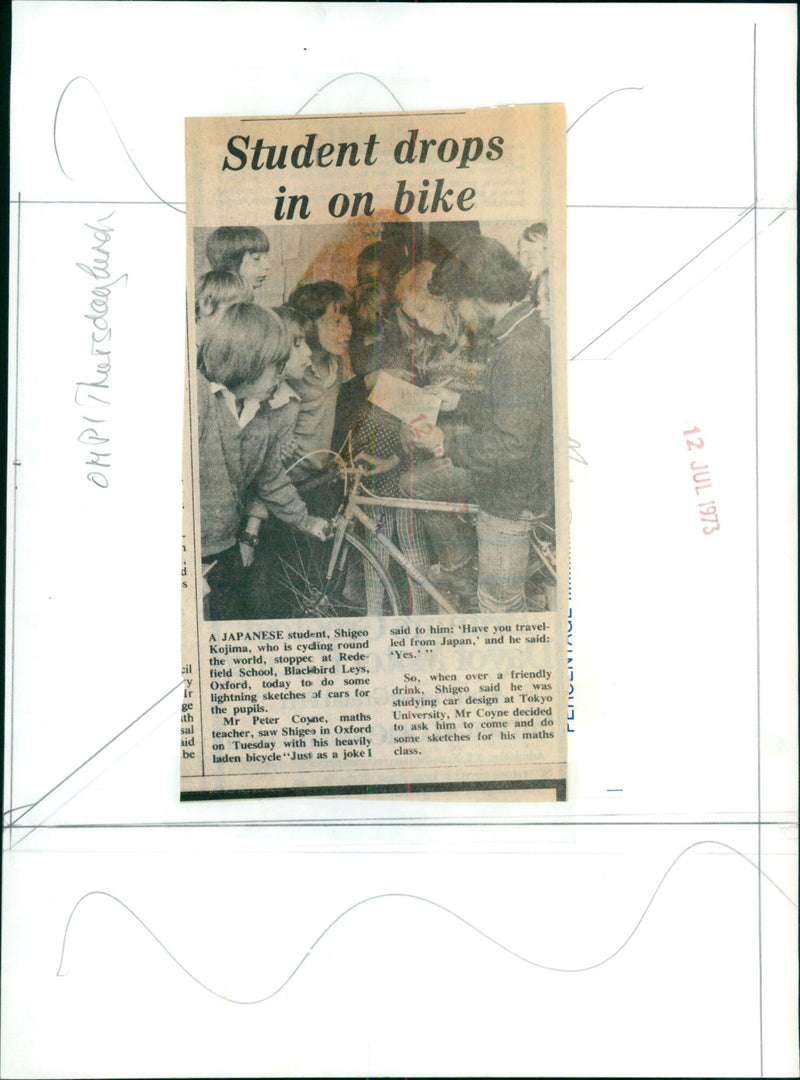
[608, 211, 786, 357]
[9, 200, 795, 211]
[752, 23, 763, 1078]
[185, 325, 205, 777]
[7, 683, 184, 845]
[569, 207, 754, 360]
[54, 840, 797, 1007]
[9, 193, 21, 845]
[8, 200, 188, 206]
[52, 76, 185, 214]
[566, 86, 645, 132]
[567, 204, 794, 211]
[293, 72, 406, 116]
[14, 818, 798, 842]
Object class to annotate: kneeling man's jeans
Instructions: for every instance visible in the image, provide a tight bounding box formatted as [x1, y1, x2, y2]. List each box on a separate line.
[476, 510, 530, 612]
[398, 458, 530, 612]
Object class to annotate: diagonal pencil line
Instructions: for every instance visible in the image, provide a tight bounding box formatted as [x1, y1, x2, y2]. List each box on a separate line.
[569, 206, 755, 360]
[608, 211, 787, 357]
[567, 86, 646, 132]
[54, 840, 797, 1007]
[6, 682, 184, 841]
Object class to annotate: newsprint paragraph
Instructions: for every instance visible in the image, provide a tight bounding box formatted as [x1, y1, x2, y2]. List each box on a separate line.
[181, 105, 568, 801]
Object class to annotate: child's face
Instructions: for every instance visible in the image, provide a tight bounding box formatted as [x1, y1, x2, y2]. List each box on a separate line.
[517, 235, 548, 279]
[283, 329, 313, 381]
[316, 302, 351, 357]
[238, 250, 271, 292]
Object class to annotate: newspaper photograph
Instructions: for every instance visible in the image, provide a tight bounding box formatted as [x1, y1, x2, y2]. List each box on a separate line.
[181, 105, 568, 800]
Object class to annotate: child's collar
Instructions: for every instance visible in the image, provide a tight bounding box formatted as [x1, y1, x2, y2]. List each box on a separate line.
[268, 382, 301, 410]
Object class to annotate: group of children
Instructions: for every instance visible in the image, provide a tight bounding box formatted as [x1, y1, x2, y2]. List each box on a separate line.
[195, 222, 553, 620]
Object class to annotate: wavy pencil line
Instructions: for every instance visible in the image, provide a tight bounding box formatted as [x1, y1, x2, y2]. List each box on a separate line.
[56, 840, 796, 1005]
[53, 76, 185, 214]
[567, 86, 646, 133]
[294, 71, 406, 115]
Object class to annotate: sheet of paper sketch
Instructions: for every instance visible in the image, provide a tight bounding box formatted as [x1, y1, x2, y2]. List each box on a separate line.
[367, 370, 441, 430]
[3, 3, 796, 1079]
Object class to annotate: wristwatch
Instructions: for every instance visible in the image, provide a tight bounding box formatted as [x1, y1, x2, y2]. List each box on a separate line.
[238, 531, 260, 549]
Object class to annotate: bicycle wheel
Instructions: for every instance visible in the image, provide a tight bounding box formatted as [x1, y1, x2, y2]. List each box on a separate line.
[268, 527, 401, 618]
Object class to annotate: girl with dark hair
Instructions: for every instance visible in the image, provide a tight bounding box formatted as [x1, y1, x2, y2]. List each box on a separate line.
[283, 281, 352, 484]
[273, 305, 314, 382]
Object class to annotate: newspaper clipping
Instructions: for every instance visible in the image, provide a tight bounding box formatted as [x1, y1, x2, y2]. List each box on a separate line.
[181, 105, 568, 801]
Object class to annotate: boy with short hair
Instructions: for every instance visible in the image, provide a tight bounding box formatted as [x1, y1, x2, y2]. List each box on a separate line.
[197, 301, 327, 620]
[194, 269, 250, 348]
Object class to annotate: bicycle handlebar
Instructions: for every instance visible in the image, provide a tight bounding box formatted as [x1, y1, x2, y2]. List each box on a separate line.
[349, 452, 401, 477]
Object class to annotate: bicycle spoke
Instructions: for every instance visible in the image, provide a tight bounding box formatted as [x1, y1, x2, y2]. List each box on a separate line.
[276, 555, 312, 588]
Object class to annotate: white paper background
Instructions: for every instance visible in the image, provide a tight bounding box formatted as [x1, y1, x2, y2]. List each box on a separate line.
[4, 2, 797, 1076]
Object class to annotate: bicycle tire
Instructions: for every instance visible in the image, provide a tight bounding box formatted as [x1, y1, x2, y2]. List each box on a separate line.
[269, 528, 401, 618]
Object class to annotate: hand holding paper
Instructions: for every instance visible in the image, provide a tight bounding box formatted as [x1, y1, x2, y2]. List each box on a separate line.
[425, 380, 461, 412]
[410, 423, 445, 455]
[367, 369, 442, 428]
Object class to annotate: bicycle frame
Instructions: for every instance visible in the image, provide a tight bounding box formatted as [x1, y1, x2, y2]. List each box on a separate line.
[320, 462, 472, 615]
[321, 462, 555, 616]
[349, 492, 480, 615]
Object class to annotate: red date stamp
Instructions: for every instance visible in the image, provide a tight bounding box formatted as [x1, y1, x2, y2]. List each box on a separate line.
[683, 425, 720, 534]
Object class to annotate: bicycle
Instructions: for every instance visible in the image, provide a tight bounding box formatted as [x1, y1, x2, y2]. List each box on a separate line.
[269, 449, 557, 618]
